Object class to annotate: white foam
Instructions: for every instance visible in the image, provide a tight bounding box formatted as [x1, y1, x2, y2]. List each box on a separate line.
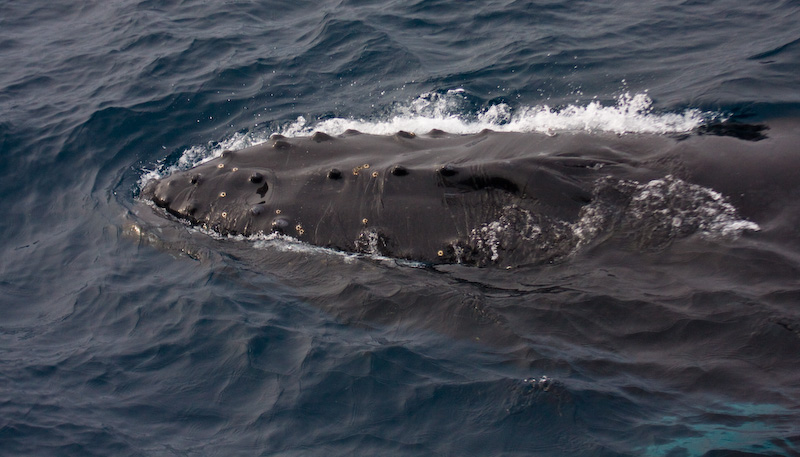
[466, 175, 759, 265]
[250, 231, 427, 267]
[278, 91, 709, 137]
[623, 175, 761, 239]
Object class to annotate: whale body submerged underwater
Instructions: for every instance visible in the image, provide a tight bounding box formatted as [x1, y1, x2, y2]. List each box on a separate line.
[142, 121, 799, 266]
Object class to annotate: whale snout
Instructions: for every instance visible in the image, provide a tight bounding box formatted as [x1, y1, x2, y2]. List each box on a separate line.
[145, 155, 274, 234]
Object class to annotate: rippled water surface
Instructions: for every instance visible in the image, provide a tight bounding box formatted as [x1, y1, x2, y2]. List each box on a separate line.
[1, 1, 800, 455]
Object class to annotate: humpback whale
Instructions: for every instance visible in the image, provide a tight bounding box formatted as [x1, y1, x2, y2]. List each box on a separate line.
[142, 122, 798, 266]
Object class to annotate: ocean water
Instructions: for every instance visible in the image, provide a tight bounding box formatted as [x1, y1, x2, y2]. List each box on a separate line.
[2, 0, 800, 456]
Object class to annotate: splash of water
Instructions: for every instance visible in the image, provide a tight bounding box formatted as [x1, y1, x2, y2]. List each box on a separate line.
[280, 91, 708, 137]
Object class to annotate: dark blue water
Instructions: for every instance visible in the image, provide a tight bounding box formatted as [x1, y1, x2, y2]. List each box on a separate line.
[2, 1, 800, 455]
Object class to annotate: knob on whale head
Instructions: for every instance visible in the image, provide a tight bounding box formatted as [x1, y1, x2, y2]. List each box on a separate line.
[143, 152, 273, 234]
